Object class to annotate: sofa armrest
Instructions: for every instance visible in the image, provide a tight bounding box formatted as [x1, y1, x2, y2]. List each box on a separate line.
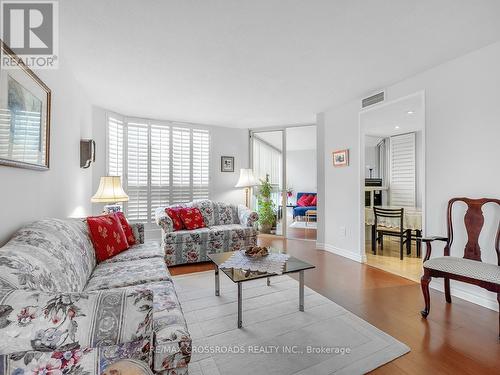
[155, 207, 173, 233]
[130, 223, 145, 244]
[238, 205, 259, 227]
[0, 286, 153, 355]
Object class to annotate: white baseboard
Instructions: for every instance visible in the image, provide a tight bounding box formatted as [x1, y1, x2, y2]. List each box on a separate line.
[430, 281, 499, 312]
[316, 242, 366, 263]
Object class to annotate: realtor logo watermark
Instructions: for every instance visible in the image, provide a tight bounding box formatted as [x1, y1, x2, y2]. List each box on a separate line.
[1, 0, 59, 68]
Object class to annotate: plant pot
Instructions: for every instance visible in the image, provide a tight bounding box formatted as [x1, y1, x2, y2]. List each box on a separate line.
[260, 223, 273, 234]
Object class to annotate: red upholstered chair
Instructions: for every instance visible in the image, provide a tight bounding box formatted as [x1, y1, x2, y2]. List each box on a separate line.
[420, 197, 500, 338]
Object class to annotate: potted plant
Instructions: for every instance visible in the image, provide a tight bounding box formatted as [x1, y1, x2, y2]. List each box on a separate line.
[257, 174, 275, 234]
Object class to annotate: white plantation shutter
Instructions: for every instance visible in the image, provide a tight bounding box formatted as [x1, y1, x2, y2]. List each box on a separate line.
[150, 124, 170, 221]
[0, 109, 11, 159]
[127, 122, 149, 222]
[192, 128, 210, 200]
[106, 114, 211, 225]
[389, 133, 416, 207]
[107, 116, 124, 176]
[172, 126, 192, 204]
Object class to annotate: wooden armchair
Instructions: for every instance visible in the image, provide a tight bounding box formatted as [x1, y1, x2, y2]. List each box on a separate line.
[420, 197, 500, 338]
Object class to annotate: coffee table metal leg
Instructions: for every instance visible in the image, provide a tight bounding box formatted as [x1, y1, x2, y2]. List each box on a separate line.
[237, 282, 242, 328]
[215, 266, 220, 296]
[299, 270, 304, 312]
[267, 277, 270, 286]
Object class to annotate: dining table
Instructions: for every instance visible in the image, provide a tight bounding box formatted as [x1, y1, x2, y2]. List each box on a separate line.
[365, 205, 422, 230]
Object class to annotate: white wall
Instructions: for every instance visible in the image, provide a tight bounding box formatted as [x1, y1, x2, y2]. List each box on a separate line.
[210, 126, 249, 205]
[364, 137, 379, 178]
[0, 61, 92, 245]
[318, 41, 500, 310]
[91, 107, 249, 214]
[286, 149, 317, 199]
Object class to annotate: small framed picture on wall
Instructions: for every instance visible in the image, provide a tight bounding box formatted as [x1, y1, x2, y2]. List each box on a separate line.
[221, 156, 235, 172]
[333, 149, 349, 167]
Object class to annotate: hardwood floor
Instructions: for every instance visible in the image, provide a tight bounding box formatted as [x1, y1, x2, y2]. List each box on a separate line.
[168, 236, 500, 374]
[286, 226, 317, 241]
[365, 236, 423, 282]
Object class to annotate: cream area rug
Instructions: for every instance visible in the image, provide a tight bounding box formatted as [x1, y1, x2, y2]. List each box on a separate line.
[290, 221, 317, 229]
[173, 271, 409, 375]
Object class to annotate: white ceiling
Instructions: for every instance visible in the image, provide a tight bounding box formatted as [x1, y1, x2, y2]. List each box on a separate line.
[60, 0, 500, 128]
[362, 94, 424, 137]
[254, 126, 316, 151]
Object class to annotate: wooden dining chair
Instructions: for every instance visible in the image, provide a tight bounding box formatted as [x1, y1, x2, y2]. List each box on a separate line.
[420, 197, 500, 338]
[371, 207, 411, 260]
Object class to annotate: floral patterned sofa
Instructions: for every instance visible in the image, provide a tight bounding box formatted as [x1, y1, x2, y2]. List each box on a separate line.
[155, 200, 259, 266]
[0, 218, 191, 375]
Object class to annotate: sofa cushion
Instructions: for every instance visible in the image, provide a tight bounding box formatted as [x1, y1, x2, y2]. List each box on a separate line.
[0, 339, 152, 375]
[293, 206, 316, 217]
[0, 219, 96, 292]
[213, 202, 239, 225]
[208, 224, 258, 241]
[148, 281, 191, 372]
[0, 286, 153, 354]
[163, 224, 258, 265]
[100, 240, 163, 264]
[179, 207, 206, 230]
[163, 227, 211, 245]
[84, 258, 171, 291]
[87, 214, 129, 262]
[191, 199, 215, 226]
[424, 257, 500, 284]
[163, 224, 256, 245]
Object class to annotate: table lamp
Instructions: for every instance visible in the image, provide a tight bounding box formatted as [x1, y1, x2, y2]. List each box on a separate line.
[91, 176, 129, 213]
[235, 169, 258, 208]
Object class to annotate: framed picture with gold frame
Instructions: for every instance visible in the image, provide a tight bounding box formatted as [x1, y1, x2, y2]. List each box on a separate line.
[0, 40, 51, 170]
[332, 149, 349, 167]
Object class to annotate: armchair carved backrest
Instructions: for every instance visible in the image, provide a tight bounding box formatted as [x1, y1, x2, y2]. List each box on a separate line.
[445, 198, 500, 264]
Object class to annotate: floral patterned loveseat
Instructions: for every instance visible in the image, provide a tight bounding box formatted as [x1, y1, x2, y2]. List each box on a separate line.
[155, 200, 259, 266]
[0, 218, 191, 375]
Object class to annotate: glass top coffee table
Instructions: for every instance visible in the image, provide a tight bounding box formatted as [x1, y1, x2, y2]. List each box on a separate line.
[207, 250, 315, 328]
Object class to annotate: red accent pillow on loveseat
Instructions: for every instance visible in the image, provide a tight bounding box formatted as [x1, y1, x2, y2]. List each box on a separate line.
[310, 195, 317, 206]
[178, 207, 206, 230]
[87, 214, 129, 262]
[297, 194, 311, 207]
[115, 212, 136, 245]
[166, 207, 185, 231]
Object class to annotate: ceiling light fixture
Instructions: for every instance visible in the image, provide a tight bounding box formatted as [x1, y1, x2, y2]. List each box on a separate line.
[407, 111, 414, 115]
[395, 126, 400, 129]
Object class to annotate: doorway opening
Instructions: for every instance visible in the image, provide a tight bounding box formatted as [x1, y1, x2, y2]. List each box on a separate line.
[360, 92, 425, 282]
[250, 125, 317, 241]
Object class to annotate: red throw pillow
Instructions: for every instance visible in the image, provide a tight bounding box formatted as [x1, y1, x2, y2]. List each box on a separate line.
[304, 194, 316, 206]
[179, 207, 206, 230]
[310, 195, 317, 206]
[115, 212, 136, 246]
[87, 214, 129, 262]
[166, 207, 185, 231]
[297, 194, 311, 207]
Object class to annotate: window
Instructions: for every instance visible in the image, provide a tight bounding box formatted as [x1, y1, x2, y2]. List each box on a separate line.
[107, 114, 210, 224]
[252, 135, 282, 187]
[389, 132, 416, 207]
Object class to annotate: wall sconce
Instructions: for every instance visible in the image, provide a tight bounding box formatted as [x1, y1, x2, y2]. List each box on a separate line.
[80, 139, 95, 168]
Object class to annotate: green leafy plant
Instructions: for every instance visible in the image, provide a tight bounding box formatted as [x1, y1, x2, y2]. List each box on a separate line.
[257, 174, 276, 233]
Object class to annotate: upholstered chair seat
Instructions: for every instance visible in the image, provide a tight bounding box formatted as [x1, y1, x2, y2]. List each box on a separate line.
[423, 256, 500, 284]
